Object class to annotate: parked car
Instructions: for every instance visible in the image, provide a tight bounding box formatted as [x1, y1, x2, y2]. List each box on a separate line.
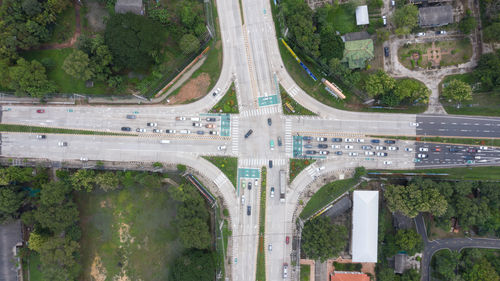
[217, 146, 226, 150]
[247, 206, 251, 216]
[241, 195, 245, 204]
[479, 146, 488, 150]
[317, 137, 327, 142]
[278, 137, 282, 146]
[58, 141, 67, 147]
[375, 146, 386, 150]
[319, 150, 329, 155]
[356, 138, 365, 143]
[192, 122, 202, 127]
[147, 122, 157, 127]
[304, 144, 313, 148]
[206, 124, 216, 128]
[305, 150, 317, 155]
[126, 114, 136, 119]
[196, 130, 204, 135]
[349, 152, 359, 156]
[419, 147, 429, 152]
[335, 151, 343, 155]
[371, 139, 380, 144]
[405, 147, 413, 152]
[345, 145, 354, 149]
[361, 145, 372, 150]
[377, 152, 388, 157]
[206, 117, 217, 122]
[383, 161, 392, 165]
[121, 127, 131, 131]
[165, 129, 176, 133]
[436, 30, 447, 35]
[418, 154, 428, 158]
[36, 109, 45, 113]
[332, 145, 340, 149]
[345, 138, 354, 142]
[417, 32, 425, 36]
[136, 128, 146, 133]
[175, 116, 186, 121]
[449, 147, 459, 152]
[244, 129, 253, 138]
[268, 244, 272, 251]
[270, 187, 275, 198]
[209, 130, 219, 135]
[318, 144, 328, 149]
[36, 135, 46, 139]
[303, 136, 313, 141]
[384, 46, 389, 57]
[152, 129, 163, 133]
[432, 148, 441, 152]
[388, 146, 398, 151]
[384, 140, 396, 144]
[365, 151, 374, 156]
[331, 138, 342, 142]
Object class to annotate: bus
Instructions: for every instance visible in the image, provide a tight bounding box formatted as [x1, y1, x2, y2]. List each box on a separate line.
[279, 170, 286, 202]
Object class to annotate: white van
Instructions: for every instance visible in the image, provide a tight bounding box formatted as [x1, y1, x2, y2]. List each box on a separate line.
[160, 140, 171, 144]
[190, 117, 200, 121]
[179, 130, 191, 134]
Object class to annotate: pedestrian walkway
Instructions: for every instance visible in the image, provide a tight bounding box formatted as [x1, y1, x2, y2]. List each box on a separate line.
[239, 105, 282, 118]
[214, 173, 229, 187]
[239, 158, 286, 167]
[286, 85, 302, 98]
[305, 163, 319, 179]
[231, 116, 239, 154]
[285, 119, 293, 157]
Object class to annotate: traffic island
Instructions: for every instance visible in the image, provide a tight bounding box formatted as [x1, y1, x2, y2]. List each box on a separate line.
[209, 82, 239, 113]
[256, 166, 267, 281]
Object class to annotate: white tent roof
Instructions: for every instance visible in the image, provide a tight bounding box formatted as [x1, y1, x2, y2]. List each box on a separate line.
[356, 5, 369, 25]
[352, 190, 379, 263]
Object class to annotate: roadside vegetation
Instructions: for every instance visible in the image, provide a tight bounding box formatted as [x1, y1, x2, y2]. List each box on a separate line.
[280, 85, 316, 115]
[202, 156, 238, 187]
[289, 159, 315, 183]
[0, 124, 132, 136]
[256, 167, 267, 281]
[209, 82, 239, 113]
[431, 249, 500, 280]
[300, 167, 365, 219]
[300, 264, 311, 281]
[370, 166, 500, 181]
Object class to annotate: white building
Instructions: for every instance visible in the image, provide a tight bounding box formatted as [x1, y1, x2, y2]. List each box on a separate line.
[356, 5, 369, 25]
[352, 190, 379, 263]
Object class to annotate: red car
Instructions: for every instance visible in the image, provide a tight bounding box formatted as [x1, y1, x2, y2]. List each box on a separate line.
[286, 236, 290, 244]
[36, 109, 45, 113]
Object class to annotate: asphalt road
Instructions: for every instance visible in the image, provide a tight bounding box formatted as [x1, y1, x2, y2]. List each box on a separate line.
[417, 115, 500, 138]
[415, 142, 500, 168]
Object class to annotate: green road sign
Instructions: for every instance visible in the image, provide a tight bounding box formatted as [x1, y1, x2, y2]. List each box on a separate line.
[258, 95, 279, 106]
[293, 136, 303, 158]
[237, 168, 260, 195]
[200, 113, 231, 136]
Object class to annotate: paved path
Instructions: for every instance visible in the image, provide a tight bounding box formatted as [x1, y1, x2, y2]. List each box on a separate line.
[415, 214, 500, 281]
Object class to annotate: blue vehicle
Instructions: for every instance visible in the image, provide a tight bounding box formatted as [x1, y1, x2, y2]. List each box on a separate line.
[384, 140, 396, 144]
[331, 138, 342, 142]
[371, 139, 380, 143]
[303, 136, 313, 141]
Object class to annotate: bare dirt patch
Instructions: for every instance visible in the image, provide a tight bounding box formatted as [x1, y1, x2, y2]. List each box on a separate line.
[170, 73, 211, 104]
[91, 254, 107, 281]
[85, 1, 108, 32]
[118, 222, 134, 244]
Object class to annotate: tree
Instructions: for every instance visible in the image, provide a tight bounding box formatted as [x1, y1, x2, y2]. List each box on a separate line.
[27, 230, 48, 253]
[38, 236, 81, 281]
[22, 0, 42, 17]
[95, 172, 119, 192]
[394, 229, 423, 255]
[432, 250, 461, 281]
[62, 50, 94, 81]
[483, 22, 500, 42]
[474, 51, 500, 91]
[463, 258, 499, 281]
[105, 13, 164, 70]
[179, 34, 200, 54]
[364, 70, 395, 97]
[319, 30, 344, 61]
[384, 183, 448, 218]
[8, 58, 55, 97]
[442, 79, 472, 104]
[459, 10, 476, 34]
[35, 181, 78, 234]
[282, 0, 320, 57]
[0, 187, 25, 219]
[0, 166, 34, 185]
[70, 169, 96, 192]
[302, 216, 347, 261]
[393, 5, 418, 32]
[394, 78, 430, 104]
[170, 250, 216, 281]
[77, 35, 113, 81]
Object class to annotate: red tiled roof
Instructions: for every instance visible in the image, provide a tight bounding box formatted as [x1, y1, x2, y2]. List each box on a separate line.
[330, 271, 370, 281]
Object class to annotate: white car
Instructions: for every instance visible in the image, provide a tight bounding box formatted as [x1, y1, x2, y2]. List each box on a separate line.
[317, 137, 327, 142]
[152, 129, 163, 133]
[405, 148, 414, 152]
[80, 157, 88, 162]
[332, 145, 340, 149]
[418, 154, 428, 158]
[217, 145, 227, 150]
[479, 146, 488, 150]
[417, 32, 425, 36]
[356, 138, 365, 143]
[419, 147, 429, 152]
[254, 179, 258, 186]
[147, 122, 157, 127]
[388, 146, 398, 151]
[209, 131, 219, 135]
[270, 187, 275, 198]
[192, 122, 202, 127]
[375, 146, 386, 150]
[345, 145, 354, 149]
[136, 128, 146, 133]
[345, 138, 354, 142]
[377, 152, 388, 157]
[349, 152, 358, 156]
[365, 151, 374, 156]
[319, 150, 329, 155]
[165, 129, 176, 133]
[175, 116, 186, 121]
[383, 161, 392, 165]
[241, 195, 245, 204]
[58, 141, 67, 147]
[410, 122, 419, 127]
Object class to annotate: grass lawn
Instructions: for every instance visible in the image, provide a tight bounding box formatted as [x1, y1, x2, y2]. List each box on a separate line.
[0, 124, 132, 136]
[326, 4, 357, 35]
[209, 82, 239, 113]
[289, 159, 315, 183]
[48, 5, 76, 44]
[77, 182, 184, 280]
[21, 48, 110, 95]
[256, 167, 267, 281]
[280, 85, 316, 115]
[441, 73, 500, 116]
[300, 264, 311, 281]
[398, 38, 472, 69]
[300, 177, 359, 219]
[202, 156, 238, 187]
[27, 251, 43, 281]
[369, 166, 500, 181]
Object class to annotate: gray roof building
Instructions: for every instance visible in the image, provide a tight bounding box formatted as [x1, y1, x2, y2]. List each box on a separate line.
[343, 31, 371, 42]
[419, 5, 453, 27]
[115, 0, 144, 15]
[394, 253, 409, 274]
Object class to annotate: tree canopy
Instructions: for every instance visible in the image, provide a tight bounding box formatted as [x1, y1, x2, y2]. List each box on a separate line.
[282, 0, 320, 58]
[105, 13, 164, 70]
[394, 229, 423, 256]
[319, 30, 345, 61]
[7, 58, 55, 97]
[384, 182, 447, 218]
[442, 79, 472, 104]
[62, 50, 94, 81]
[474, 50, 500, 91]
[393, 4, 419, 34]
[302, 216, 347, 261]
[170, 250, 216, 281]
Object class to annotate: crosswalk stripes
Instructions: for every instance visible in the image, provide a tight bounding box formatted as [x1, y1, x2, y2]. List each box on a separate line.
[239, 158, 286, 167]
[285, 118, 292, 157]
[231, 116, 239, 154]
[304, 163, 319, 178]
[214, 173, 228, 187]
[240, 105, 282, 118]
[286, 85, 300, 97]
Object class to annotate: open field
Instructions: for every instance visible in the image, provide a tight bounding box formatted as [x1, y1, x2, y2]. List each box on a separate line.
[398, 39, 472, 70]
[77, 180, 184, 281]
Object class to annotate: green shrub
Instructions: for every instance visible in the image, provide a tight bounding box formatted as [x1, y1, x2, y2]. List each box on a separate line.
[177, 164, 187, 172]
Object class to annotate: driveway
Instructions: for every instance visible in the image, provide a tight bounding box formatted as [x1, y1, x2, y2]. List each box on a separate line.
[414, 214, 500, 281]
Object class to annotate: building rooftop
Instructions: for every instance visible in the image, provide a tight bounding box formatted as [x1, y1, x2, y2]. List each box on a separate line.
[352, 191, 379, 263]
[343, 31, 371, 42]
[394, 253, 408, 274]
[330, 271, 370, 281]
[341, 39, 374, 69]
[356, 6, 369, 25]
[115, 0, 144, 15]
[419, 5, 453, 27]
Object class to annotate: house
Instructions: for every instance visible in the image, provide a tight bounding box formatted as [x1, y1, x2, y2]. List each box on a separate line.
[341, 39, 374, 69]
[419, 5, 453, 27]
[115, 0, 144, 15]
[330, 271, 370, 281]
[342, 31, 371, 42]
[356, 5, 369, 25]
[351, 191, 379, 263]
[394, 253, 409, 274]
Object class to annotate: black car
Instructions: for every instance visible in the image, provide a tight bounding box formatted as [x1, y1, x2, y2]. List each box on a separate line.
[126, 114, 136, 119]
[247, 206, 251, 216]
[384, 140, 396, 144]
[267, 118, 272, 126]
[206, 117, 217, 122]
[305, 150, 317, 155]
[318, 144, 328, 149]
[371, 139, 380, 144]
[278, 137, 282, 146]
[335, 151, 343, 155]
[244, 129, 254, 138]
[121, 127, 131, 131]
[331, 138, 342, 142]
[269, 160, 273, 168]
[302, 136, 313, 141]
[248, 182, 252, 190]
[449, 147, 459, 152]
[384, 47, 389, 57]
